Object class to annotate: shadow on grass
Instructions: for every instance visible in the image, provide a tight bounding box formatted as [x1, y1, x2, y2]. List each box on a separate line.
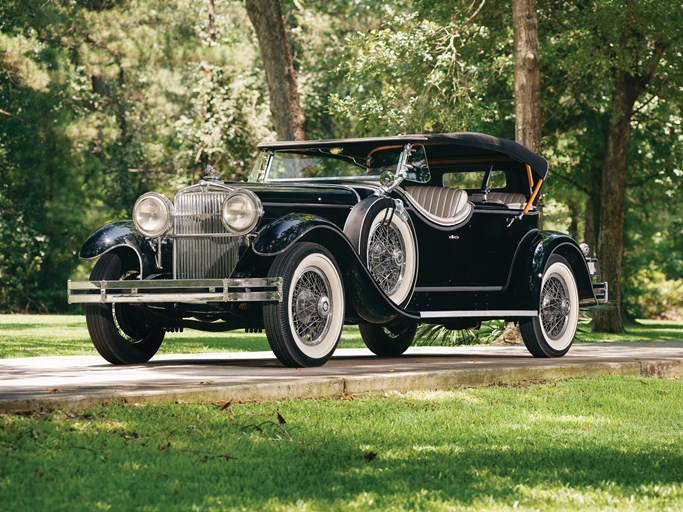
[2, 404, 681, 510]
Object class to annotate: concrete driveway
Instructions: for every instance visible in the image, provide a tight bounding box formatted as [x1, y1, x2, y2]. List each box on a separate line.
[1, 342, 682, 412]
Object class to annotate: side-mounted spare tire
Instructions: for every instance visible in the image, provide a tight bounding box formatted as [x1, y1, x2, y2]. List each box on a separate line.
[345, 197, 418, 308]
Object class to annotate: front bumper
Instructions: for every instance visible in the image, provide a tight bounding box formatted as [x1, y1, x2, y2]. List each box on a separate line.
[68, 278, 283, 304]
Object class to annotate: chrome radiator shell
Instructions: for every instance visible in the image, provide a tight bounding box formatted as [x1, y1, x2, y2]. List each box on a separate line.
[172, 183, 240, 279]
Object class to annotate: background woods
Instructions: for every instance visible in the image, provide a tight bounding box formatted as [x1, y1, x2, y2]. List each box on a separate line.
[0, 0, 681, 325]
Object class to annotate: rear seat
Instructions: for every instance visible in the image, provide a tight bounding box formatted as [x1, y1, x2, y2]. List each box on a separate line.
[469, 191, 527, 210]
[403, 186, 473, 227]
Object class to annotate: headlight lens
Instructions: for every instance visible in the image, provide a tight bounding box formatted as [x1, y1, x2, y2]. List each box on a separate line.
[221, 189, 262, 235]
[133, 192, 173, 238]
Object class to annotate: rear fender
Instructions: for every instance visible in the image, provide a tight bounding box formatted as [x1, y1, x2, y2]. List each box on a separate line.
[253, 213, 419, 325]
[507, 231, 595, 309]
[80, 221, 158, 278]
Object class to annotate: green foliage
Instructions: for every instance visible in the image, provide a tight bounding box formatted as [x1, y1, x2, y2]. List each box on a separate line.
[623, 264, 683, 320]
[415, 320, 506, 346]
[328, 3, 512, 135]
[2, 377, 683, 510]
[0, 0, 681, 315]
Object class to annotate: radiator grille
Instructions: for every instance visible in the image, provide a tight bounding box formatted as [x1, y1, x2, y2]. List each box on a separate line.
[173, 188, 239, 279]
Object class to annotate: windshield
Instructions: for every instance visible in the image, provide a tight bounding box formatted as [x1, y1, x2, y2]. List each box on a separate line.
[251, 144, 430, 184]
[265, 150, 365, 180]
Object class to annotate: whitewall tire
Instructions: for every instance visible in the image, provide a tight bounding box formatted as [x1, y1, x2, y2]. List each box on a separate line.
[264, 242, 344, 367]
[521, 255, 579, 357]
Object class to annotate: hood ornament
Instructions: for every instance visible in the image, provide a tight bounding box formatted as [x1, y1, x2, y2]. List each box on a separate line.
[203, 164, 221, 181]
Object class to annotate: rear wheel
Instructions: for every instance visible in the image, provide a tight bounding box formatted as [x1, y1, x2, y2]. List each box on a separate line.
[359, 322, 417, 357]
[520, 255, 579, 357]
[85, 252, 165, 364]
[264, 243, 344, 367]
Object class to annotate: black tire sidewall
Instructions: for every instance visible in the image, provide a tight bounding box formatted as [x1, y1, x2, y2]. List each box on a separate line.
[359, 321, 417, 357]
[264, 242, 344, 367]
[85, 252, 164, 364]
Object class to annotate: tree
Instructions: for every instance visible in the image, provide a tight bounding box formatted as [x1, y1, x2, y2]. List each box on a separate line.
[245, 0, 306, 140]
[512, 0, 541, 153]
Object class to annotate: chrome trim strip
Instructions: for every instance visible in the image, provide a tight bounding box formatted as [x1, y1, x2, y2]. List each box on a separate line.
[419, 310, 538, 319]
[414, 286, 504, 293]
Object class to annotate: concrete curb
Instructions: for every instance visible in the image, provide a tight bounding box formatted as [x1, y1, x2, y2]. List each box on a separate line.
[2, 346, 681, 413]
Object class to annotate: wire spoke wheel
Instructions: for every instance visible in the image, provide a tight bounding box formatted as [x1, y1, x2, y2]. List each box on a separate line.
[359, 205, 417, 307]
[540, 276, 571, 341]
[520, 254, 579, 358]
[292, 267, 333, 346]
[264, 243, 344, 367]
[368, 222, 406, 296]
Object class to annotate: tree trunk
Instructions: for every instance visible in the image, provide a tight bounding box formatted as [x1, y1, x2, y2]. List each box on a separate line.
[245, 0, 306, 141]
[592, 43, 665, 333]
[512, 0, 542, 153]
[207, 0, 216, 46]
[497, 0, 541, 346]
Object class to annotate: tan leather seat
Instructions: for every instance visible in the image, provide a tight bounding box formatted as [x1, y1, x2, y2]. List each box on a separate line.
[404, 186, 472, 226]
[469, 192, 527, 210]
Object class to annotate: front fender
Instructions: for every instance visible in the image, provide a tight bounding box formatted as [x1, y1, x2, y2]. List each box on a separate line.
[507, 231, 596, 309]
[252, 214, 342, 256]
[80, 221, 157, 278]
[253, 213, 419, 325]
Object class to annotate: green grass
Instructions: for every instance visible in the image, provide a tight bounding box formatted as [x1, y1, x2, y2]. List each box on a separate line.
[1, 376, 682, 510]
[0, 314, 681, 359]
[576, 318, 683, 343]
[0, 314, 365, 359]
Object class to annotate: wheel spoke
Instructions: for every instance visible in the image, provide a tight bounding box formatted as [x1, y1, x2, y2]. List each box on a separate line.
[368, 222, 405, 295]
[540, 275, 570, 340]
[292, 267, 332, 346]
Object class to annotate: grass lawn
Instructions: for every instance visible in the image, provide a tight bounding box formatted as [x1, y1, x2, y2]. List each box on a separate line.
[0, 314, 681, 359]
[1, 376, 682, 510]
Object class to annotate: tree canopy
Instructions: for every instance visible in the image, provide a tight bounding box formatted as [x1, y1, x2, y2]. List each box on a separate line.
[0, 0, 681, 320]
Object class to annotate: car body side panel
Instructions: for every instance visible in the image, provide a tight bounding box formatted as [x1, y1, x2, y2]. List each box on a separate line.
[252, 213, 420, 325]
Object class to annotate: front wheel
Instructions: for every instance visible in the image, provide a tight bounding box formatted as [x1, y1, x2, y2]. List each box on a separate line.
[85, 252, 165, 364]
[264, 243, 345, 367]
[359, 322, 417, 357]
[520, 255, 579, 357]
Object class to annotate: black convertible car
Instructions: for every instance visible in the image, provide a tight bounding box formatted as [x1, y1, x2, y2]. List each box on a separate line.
[68, 132, 607, 367]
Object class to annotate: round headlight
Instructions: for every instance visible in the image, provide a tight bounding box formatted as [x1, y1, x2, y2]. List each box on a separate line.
[133, 192, 173, 238]
[221, 189, 262, 235]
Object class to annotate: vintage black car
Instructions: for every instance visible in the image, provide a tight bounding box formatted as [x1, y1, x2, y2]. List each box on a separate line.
[68, 132, 607, 367]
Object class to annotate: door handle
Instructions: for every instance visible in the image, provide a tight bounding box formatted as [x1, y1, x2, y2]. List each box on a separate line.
[449, 235, 459, 240]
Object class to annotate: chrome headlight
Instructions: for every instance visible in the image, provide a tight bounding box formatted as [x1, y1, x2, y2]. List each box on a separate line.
[133, 192, 173, 238]
[221, 189, 262, 235]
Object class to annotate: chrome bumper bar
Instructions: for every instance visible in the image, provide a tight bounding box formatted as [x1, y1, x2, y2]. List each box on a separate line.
[593, 281, 608, 303]
[68, 278, 283, 304]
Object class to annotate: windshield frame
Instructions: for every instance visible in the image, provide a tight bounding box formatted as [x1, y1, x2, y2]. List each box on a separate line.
[252, 144, 429, 186]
